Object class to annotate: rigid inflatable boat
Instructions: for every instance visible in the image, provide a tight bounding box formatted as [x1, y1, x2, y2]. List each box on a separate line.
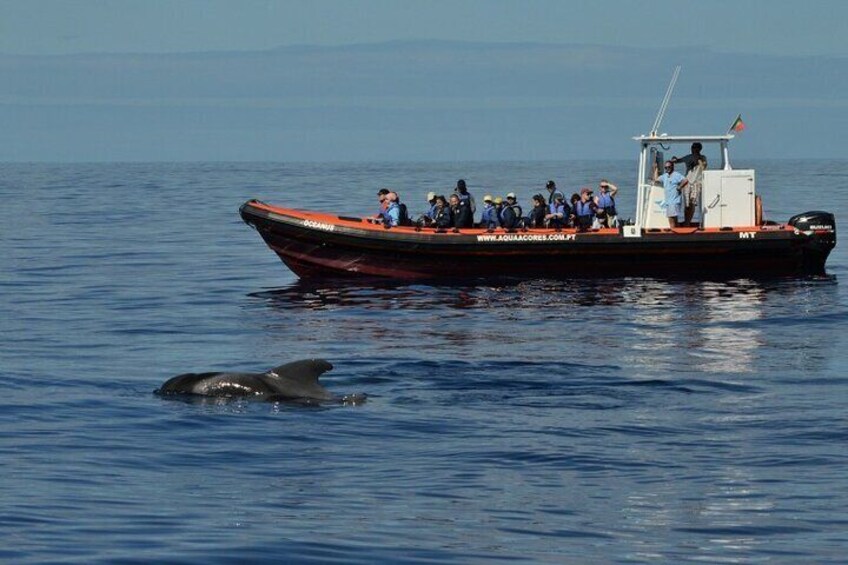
[240, 130, 836, 280]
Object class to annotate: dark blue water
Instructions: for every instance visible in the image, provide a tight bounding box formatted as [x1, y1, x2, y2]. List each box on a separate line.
[2, 160, 847, 563]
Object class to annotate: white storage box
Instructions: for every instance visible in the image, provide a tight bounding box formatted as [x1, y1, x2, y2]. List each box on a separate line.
[701, 170, 756, 228]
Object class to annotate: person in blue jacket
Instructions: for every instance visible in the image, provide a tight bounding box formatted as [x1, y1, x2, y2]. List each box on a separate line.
[368, 188, 390, 224]
[479, 194, 499, 230]
[595, 180, 619, 228]
[545, 192, 568, 229]
[382, 192, 401, 227]
[426, 192, 438, 220]
[493, 197, 505, 227]
[415, 192, 438, 227]
[574, 188, 597, 231]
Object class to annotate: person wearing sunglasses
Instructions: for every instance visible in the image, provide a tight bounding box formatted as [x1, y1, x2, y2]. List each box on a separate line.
[653, 161, 689, 228]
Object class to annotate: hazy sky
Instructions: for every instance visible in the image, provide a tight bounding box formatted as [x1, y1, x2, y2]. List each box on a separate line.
[2, 1, 846, 162]
[2, 0, 847, 57]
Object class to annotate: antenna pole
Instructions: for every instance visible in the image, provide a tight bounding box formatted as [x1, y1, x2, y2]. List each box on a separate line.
[650, 66, 681, 136]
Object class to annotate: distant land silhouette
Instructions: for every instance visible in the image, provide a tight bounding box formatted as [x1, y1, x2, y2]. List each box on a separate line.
[1, 41, 844, 161]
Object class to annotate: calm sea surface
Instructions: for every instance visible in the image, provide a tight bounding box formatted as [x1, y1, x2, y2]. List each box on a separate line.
[2, 160, 847, 563]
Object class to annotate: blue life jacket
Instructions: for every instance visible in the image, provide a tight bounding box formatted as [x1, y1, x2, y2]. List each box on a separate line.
[481, 204, 499, 227]
[597, 192, 616, 215]
[548, 202, 566, 217]
[575, 200, 593, 218]
[499, 206, 516, 229]
[500, 204, 521, 229]
[382, 202, 400, 226]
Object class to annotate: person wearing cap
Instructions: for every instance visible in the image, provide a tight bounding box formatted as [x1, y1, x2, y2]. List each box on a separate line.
[545, 180, 559, 205]
[499, 192, 522, 230]
[416, 191, 439, 227]
[574, 188, 597, 231]
[455, 179, 476, 218]
[545, 192, 568, 229]
[479, 194, 499, 230]
[426, 191, 437, 216]
[653, 160, 688, 228]
[595, 180, 619, 228]
[493, 196, 506, 229]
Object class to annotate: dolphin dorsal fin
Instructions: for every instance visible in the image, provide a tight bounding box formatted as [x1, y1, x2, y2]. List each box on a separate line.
[266, 359, 333, 384]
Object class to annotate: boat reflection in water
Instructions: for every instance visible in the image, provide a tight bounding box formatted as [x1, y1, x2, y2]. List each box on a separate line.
[249, 275, 838, 378]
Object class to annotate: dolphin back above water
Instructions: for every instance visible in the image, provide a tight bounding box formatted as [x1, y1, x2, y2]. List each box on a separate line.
[156, 359, 365, 404]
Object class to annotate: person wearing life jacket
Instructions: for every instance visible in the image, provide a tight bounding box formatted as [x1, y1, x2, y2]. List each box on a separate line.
[545, 192, 568, 229]
[493, 196, 505, 227]
[390, 191, 412, 226]
[368, 188, 391, 224]
[595, 180, 619, 228]
[382, 191, 401, 227]
[526, 194, 547, 228]
[568, 193, 580, 227]
[479, 194, 499, 230]
[545, 180, 559, 205]
[574, 188, 597, 231]
[426, 191, 438, 220]
[455, 179, 476, 218]
[432, 195, 452, 229]
[449, 193, 472, 229]
[500, 192, 522, 230]
[416, 191, 438, 227]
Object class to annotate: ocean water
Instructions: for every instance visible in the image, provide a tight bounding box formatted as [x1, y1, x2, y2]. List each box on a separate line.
[1, 160, 847, 564]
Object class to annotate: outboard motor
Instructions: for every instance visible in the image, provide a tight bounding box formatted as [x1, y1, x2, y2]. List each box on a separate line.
[788, 211, 837, 273]
[789, 211, 836, 239]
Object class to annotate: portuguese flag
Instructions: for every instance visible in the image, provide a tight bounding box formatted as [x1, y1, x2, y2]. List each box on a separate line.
[729, 114, 746, 133]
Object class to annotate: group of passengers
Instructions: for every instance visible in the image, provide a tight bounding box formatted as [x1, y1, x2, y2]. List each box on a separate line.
[368, 141, 709, 231]
[370, 178, 620, 231]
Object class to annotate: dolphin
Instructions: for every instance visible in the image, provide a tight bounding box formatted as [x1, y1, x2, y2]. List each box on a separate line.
[155, 359, 365, 404]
